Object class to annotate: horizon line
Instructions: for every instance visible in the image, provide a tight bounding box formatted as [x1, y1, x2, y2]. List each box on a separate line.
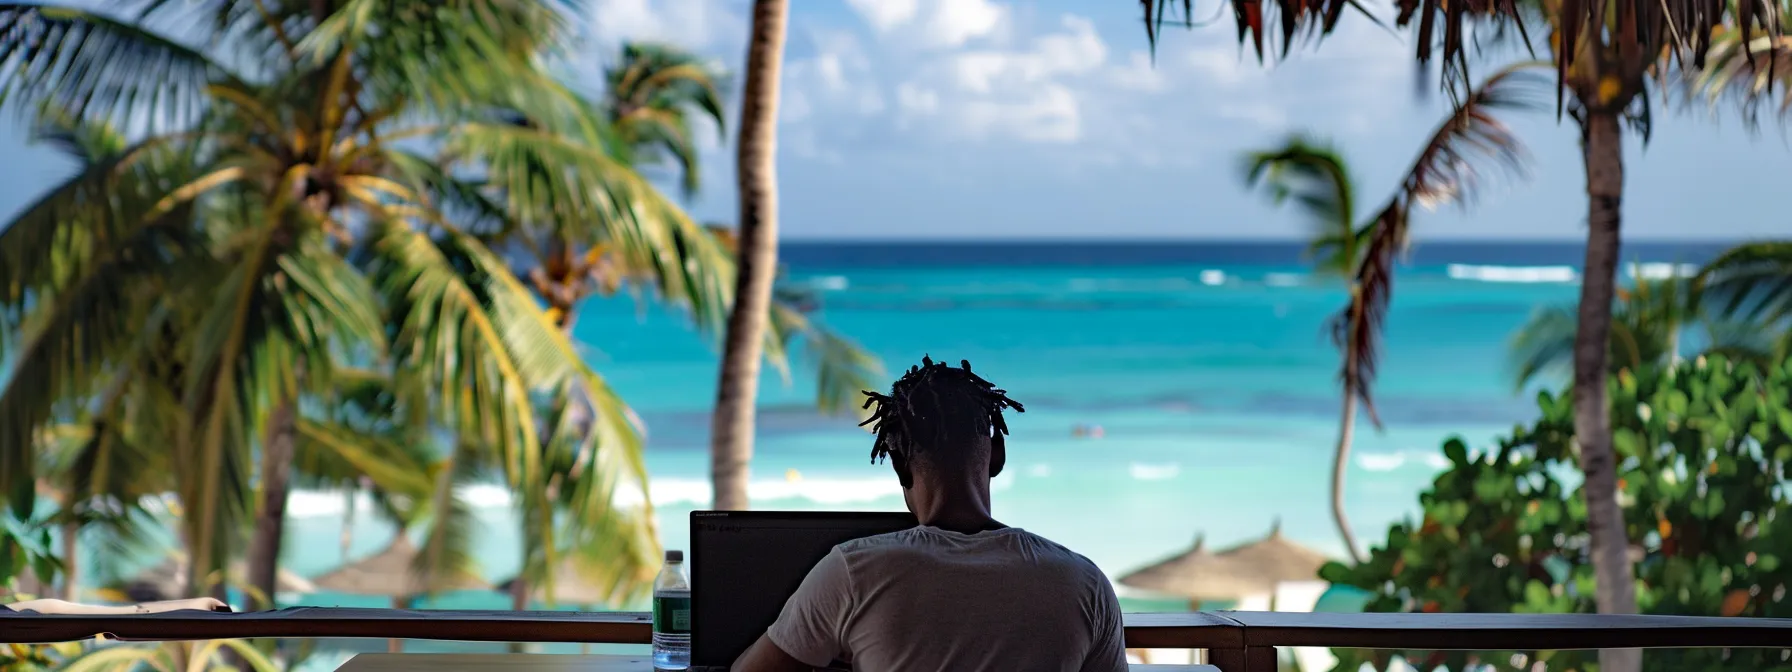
[773, 236, 1754, 244]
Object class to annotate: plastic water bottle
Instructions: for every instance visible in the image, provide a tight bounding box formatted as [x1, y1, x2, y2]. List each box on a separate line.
[652, 550, 692, 670]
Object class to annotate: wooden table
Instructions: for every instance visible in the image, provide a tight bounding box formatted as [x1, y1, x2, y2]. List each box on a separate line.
[334, 653, 1220, 671]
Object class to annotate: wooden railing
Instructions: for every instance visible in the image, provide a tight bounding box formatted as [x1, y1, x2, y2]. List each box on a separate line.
[6, 609, 1792, 671]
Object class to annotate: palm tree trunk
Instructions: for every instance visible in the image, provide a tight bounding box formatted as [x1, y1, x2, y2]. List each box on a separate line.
[58, 518, 79, 600]
[1577, 110, 1641, 672]
[709, 0, 789, 512]
[1331, 392, 1365, 565]
[248, 394, 298, 612]
[507, 564, 530, 652]
[340, 485, 356, 563]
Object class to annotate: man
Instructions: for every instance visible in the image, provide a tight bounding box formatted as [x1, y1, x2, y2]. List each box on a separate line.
[734, 357, 1128, 672]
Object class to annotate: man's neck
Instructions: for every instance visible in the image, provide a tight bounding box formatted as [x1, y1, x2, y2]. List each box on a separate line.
[920, 512, 1007, 535]
[911, 484, 1004, 534]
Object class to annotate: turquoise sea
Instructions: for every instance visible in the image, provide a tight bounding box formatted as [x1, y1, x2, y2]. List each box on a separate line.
[81, 241, 1738, 644]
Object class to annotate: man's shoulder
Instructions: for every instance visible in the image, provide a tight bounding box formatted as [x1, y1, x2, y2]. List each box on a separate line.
[836, 528, 1108, 581]
[832, 526, 929, 554]
[1013, 530, 1112, 584]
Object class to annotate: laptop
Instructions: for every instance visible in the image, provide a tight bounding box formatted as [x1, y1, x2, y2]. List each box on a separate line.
[688, 510, 919, 671]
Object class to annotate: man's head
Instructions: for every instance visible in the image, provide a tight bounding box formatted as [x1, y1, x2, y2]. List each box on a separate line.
[859, 356, 1025, 495]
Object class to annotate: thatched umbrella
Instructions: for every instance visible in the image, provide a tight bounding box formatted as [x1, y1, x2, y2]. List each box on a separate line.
[312, 535, 489, 652]
[1120, 520, 1332, 607]
[1118, 534, 1266, 609]
[121, 554, 316, 603]
[1211, 518, 1330, 596]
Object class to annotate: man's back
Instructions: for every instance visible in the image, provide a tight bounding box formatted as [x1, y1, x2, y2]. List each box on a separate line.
[766, 526, 1128, 672]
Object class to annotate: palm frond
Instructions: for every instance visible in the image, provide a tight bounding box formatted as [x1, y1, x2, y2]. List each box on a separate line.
[0, 196, 198, 516]
[768, 300, 884, 418]
[605, 41, 728, 198]
[0, 3, 241, 131]
[56, 638, 277, 672]
[1240, 134, 1360, 276]
[302, 0, 584, 126]
[174, 221, 295, 587]
[1685, 23, 1792, 124]
[1334, 61, 1542, 428]
[28, 105, 129, 166]
[1139, 0, 1780, 107]
[443, 121, 735, 331]
[386, 150, 520, 239]
[1696, 240, 1792, 323]
[1507, 304, 1582, 389]
[370, 223, 552, 491]
[410, 442, 482, 597]
[294, 417, 435, 499]
[0, 131, 195, 318]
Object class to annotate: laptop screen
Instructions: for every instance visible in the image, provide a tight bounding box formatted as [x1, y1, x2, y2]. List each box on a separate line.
[689, 510, 918, 668]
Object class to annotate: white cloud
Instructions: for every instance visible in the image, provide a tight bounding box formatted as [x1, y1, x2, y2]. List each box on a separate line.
[960, 84, 1081, 143]
[845, 0, 919, 33]
[1186, 43, 1257, 87]
[786, 130, 844, 164]
[911, 14, 1107, 143]
[857, 90, 887, 115]
[588, 0, 743, 51]
[782, 90, 813, 124]
[1217, 102, 1289, 129]
[921, 0, 1005, 48]
[1110, 51, 1167, 92]
[783, 30, 883, 119]
[896, 83, 940, 116]
[949, 14, 1105, 93]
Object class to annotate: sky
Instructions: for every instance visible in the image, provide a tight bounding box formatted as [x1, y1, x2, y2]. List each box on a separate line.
[2, 0, 1789, 241]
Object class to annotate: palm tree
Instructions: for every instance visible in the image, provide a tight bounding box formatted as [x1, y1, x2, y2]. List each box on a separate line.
[0, 0, 725, 610]
[711, 0, 791, 512]
[1509, 268, 1781, 389]
[1239, 64, 1538, 564]
[705, 226, 883, 418]
[1141, 7, 1778, 665]
[517, 41, 730, 333]
[1694, 240, 1792, 354]
[603, 42, 728, 200]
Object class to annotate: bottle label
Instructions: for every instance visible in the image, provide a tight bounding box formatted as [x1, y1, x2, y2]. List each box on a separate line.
[653, 596, 691, 634]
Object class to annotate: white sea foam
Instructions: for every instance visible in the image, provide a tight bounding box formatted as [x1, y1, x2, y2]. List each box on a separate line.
[1627, 262, 1699, 279]
[1447, 264, 1578, 283]
[810, 275, 850, 291]
[1263, 273, 1304, 287]
[287, 473, 1019, 516]
[1128, 462, 1181, 480]
[1199, 270, 1226, 286]
[1355, 450, 1453, 472]
[1027, 463, 1053, 477]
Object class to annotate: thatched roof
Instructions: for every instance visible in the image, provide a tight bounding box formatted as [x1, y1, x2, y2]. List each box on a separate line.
[311, 536, 489, 598]
[1211, 519, 1329, 586]
[1118, 534, 1266, 601]
[1118, 520, 1331, 601]
[494, 559, 616, 607]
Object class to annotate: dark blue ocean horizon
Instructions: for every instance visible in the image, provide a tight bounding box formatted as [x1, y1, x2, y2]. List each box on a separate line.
[776, 239, 1738, 269]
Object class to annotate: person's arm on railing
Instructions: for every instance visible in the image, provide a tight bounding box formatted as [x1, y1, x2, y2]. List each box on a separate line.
[5, 597, 230, 615]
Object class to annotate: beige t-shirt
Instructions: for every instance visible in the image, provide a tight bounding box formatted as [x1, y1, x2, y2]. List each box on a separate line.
[765, 526, 1128, 672]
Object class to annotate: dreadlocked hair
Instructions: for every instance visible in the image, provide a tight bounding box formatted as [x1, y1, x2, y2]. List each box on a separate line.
[859, 355, 1025, 467]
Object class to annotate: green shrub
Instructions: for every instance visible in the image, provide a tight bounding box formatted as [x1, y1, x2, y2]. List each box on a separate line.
[1325, 355, 1792, 671]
